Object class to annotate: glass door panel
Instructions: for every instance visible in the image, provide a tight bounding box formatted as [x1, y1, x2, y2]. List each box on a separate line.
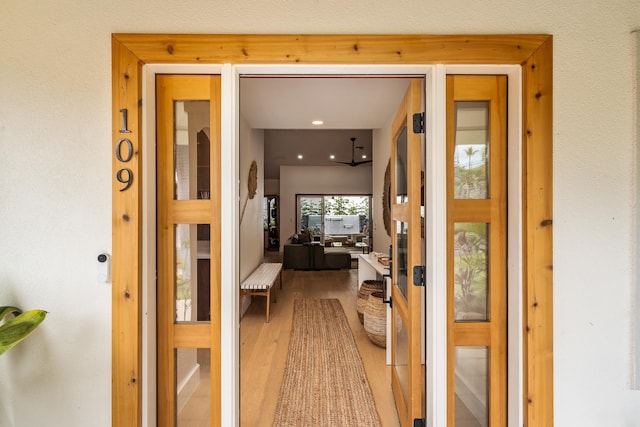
[454, 347, 489, 427]
[453, 101, 489, 200]
[176, 348, 211, 427]
[174, 224, 211, 323]
[453, 223, 489, 322]
[393, 314, 409, 403]
[396, 221, 409, 300]
[298, 196, 323, 233]
[173, 100, 211, 201]
[395, 126, 409, 203]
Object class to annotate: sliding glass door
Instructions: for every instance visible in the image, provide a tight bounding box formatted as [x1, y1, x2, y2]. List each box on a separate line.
[296, 194, 371, 244]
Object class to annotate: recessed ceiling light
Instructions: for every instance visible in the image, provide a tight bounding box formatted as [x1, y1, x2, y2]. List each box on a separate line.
[297, 154, 303, 159]
[329, 154, 335, 159]
[311, 120, 324, 126]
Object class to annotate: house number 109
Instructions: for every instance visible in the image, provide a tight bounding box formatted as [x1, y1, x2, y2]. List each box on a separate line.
[116, 108, 133, 192]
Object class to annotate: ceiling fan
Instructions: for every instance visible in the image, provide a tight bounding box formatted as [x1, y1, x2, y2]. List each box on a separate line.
[332, 137, 373, 167]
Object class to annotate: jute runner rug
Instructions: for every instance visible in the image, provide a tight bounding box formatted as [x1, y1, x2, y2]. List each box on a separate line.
[273, 298, 382, 427]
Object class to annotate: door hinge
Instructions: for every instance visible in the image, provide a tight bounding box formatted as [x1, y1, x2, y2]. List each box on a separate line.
[412, 112, 425, 134]
[413, 265, 425, 287]
[413, 418, 426, 427]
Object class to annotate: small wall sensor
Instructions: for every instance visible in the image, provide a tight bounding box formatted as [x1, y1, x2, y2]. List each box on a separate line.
[97, 253, 111, 283]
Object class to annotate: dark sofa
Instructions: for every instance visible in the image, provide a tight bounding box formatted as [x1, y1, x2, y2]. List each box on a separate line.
[283, 240, 351, 270]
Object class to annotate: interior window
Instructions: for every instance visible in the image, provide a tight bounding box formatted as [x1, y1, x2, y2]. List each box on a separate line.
[296, 195, 372, 244]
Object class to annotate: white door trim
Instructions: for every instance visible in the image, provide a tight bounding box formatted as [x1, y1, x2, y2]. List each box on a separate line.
[426, 63, 449, 427]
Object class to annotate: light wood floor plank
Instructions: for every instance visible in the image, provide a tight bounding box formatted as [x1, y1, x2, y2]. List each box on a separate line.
[240, 266, 400, 427]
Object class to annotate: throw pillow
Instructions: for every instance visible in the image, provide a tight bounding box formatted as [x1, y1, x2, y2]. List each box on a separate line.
[299, 229, 312, 244]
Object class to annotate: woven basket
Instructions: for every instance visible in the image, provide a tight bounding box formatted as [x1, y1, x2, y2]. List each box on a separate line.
[364, 291, 387, 348]
[357, 280, 383, 324]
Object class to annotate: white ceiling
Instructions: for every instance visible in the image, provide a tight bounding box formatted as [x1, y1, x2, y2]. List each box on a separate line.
[239, 77, 411, 179]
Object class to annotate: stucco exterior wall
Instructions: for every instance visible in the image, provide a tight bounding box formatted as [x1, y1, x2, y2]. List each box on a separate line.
[1, 1, 639, 426]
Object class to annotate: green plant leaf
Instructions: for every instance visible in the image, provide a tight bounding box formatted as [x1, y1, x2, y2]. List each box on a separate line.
[0, 309, 47, 355]
[0, 306, 22, 323]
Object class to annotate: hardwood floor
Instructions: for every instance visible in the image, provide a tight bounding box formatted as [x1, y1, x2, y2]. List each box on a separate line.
[240, 265, 401, 427]
[175, 256, 486, 427]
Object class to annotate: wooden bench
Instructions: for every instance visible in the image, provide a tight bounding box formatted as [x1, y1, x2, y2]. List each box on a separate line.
[240, 262, 283, 323]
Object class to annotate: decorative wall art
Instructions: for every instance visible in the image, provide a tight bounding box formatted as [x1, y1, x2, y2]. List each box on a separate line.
[247, 160, 258, 199]
[240, 160, 258, 224]
[382, 159, 391, 237]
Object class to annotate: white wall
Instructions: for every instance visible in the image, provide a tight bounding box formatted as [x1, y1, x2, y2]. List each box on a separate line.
[372, 123, 392, 254]
[0, 1, 639, 426]
[239, 116, 265, 280]
[264, 179, 279, 196]
[279, 165, 373, 242]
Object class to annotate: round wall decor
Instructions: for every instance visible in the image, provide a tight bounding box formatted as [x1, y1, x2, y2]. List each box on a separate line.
[247, 160, 258, 199]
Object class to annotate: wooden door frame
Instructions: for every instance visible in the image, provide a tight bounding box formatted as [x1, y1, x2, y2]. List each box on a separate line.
[111, 34, 553, 427]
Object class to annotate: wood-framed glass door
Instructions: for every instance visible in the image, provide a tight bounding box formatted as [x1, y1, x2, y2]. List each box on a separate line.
[390, 78, 425, 427]
[112, 34, 553, 427]
[446, 75, 507, 427]
[156, 74, 222, 427]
